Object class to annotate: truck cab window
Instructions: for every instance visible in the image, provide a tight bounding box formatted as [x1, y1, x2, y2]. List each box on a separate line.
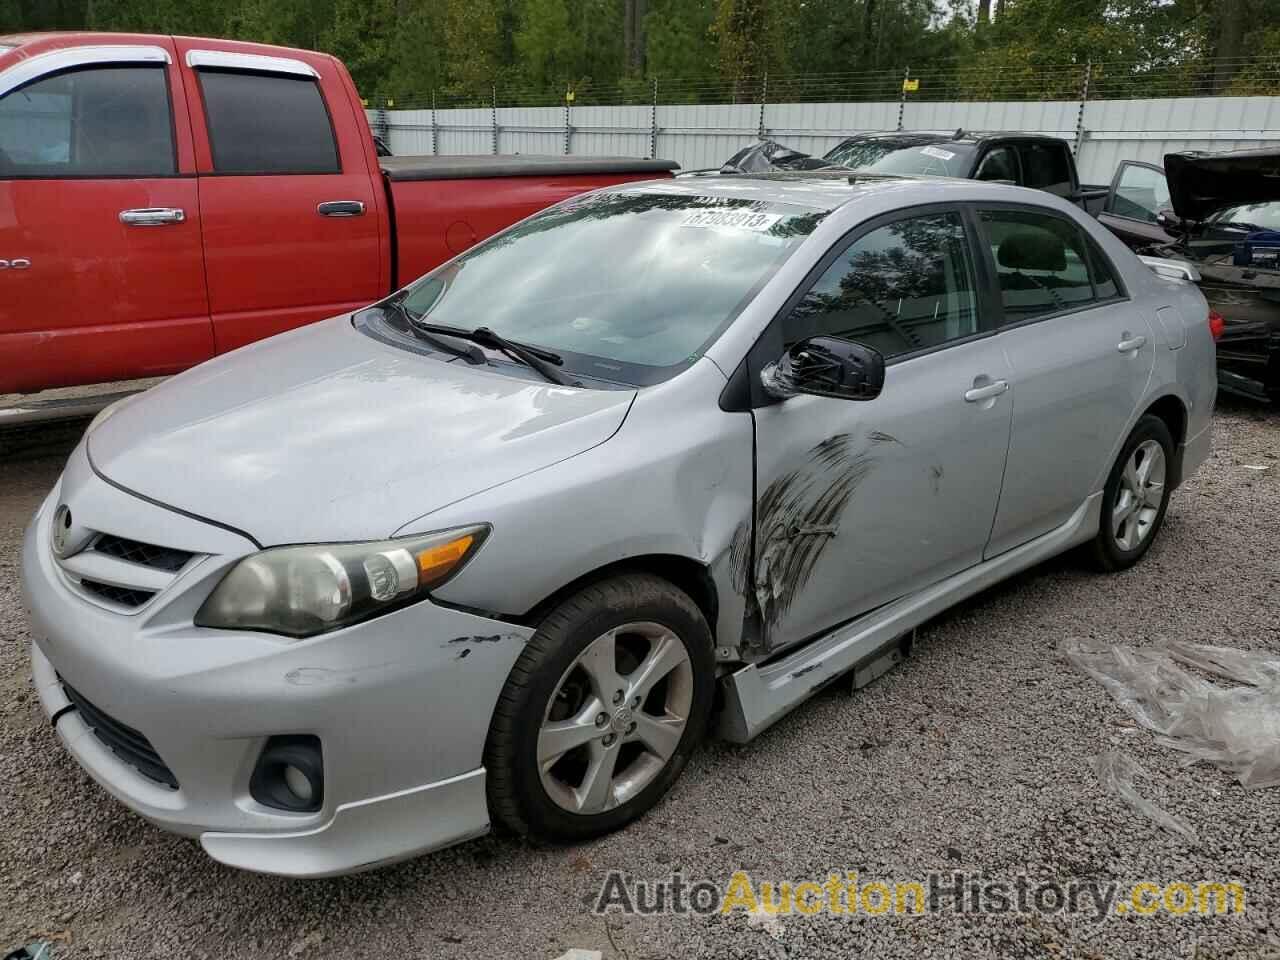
[198, 70, 339, 175]
[0, 65, 174, 178]
[975, 146, 1018, 183]
[1017, 143, 1071, 194]
[784, 212, 979, 358]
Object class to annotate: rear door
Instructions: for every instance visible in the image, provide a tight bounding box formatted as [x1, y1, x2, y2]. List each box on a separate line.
[175, 43, 383, 353]
[748, 206, 1013, 653]
[0, 41, 211, 393]
[977, 205, 1155, 556]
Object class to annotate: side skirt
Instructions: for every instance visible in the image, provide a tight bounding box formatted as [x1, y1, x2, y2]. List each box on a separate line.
[716, 491, 1103, 743]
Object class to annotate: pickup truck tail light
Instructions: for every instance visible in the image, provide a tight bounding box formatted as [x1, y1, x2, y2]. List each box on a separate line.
[1208, 310, 1226, 341]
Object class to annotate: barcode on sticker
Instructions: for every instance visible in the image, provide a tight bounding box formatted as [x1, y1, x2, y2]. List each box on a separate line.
[680, 210, 784, 231]
[920, 145, 956, 161]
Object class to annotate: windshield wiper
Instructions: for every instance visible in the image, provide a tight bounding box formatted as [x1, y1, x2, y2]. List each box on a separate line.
[386, 299, 486, 364]
[412, 322, 577, 386]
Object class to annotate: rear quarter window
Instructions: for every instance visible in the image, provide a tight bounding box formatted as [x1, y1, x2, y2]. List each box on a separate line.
[198, 69, 339, 175]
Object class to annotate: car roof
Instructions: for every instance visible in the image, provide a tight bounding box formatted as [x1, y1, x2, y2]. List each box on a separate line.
[611, 170, 1035, 214]
[841, 130, 1066, 146]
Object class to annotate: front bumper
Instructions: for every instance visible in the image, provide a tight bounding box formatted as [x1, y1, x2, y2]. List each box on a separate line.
[21, 460, 532, 877]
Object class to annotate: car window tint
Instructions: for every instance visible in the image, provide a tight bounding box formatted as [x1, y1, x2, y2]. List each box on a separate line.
[1018, 143, 1071, 191]
[1109, 164, 1172, 223]
[980, 209, 1097, 320]
[198, 70, 338, 174]
[975, 146, 1018, 182]
[0, 65, 174, 178]
[783, 212, 979, 358]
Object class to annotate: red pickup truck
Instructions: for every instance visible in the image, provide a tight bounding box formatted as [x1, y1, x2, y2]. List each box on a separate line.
[0, 33, 675, 396]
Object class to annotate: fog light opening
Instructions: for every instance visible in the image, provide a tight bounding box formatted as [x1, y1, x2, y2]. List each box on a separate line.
[250, 735, 324, 813]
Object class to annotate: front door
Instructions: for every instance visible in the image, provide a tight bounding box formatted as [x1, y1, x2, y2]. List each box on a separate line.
[1097, 161, 1177, 250]
[175, 42, 383, 354]
[0, 46, 212, 393]
[977, 205, 1155, 556]
[750, 208, 1013, 653]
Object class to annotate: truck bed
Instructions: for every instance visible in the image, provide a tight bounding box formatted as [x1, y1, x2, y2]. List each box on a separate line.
[380, 155, 678, 181]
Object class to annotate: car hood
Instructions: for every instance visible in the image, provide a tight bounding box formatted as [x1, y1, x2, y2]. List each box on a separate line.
[88, 318, 636, 546]
[1165, 148, 1280, 223]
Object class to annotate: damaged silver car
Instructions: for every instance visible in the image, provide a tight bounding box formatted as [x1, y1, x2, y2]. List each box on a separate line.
[23, 174, 1215, 877]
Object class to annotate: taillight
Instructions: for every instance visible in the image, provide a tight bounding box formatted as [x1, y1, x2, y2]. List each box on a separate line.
[1208, 310, 1226, 341]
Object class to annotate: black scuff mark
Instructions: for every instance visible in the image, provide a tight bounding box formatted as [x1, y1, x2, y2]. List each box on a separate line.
[790, 662, 822, 680]
[443, 633, 522, 648]
[727, 519, 752, 596]
[930, 463, 944, 495]
[867, 430, 901, 445]
[753, 433, 877, 636]
[456, 648, 472, 660]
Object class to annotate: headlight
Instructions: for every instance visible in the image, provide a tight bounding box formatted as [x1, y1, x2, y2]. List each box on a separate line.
[195, 525, 489, 638]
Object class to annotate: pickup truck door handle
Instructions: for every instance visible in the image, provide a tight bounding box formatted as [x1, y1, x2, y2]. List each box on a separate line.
[317, 200, 366, 217]
[964, 379, 1009, 403]
[119, 208, 185, 226]
[1117, 333, 1148, 353]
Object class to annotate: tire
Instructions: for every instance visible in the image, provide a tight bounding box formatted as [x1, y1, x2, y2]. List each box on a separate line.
[484, 573, 715, 843]
[1087, 414, 1175, 572]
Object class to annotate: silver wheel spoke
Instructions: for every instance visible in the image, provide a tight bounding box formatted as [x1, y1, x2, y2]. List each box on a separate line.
[575, 739, 620, 812]
[626, 633, 689, 701]
[578, 630, 623, 703]
[1142, 481, 1165, 509]
[632, 711, 684, 760]
[1112, 492, 1136, 535]
[539, 701, 605, 768]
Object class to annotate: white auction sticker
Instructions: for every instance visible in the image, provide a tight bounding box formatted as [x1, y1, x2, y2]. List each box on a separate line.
[680, 209, 784, 231]
[920, 145, 957, 161]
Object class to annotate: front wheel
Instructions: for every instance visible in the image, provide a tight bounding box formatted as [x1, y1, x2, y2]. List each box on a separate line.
[1088, 415, 1175, 572]
[484, 574, 715, 842]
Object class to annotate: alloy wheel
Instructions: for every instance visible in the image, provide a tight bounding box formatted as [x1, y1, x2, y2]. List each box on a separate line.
[1111, 439, 1166, 551]
[538, 622, 694, 815]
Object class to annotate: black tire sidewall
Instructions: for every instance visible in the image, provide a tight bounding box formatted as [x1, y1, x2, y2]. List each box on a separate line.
[493, 576, 715, 842]
[1095, 415, 1175, 570]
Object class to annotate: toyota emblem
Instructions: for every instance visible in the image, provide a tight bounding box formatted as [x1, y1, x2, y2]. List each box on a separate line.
[51, 505, 73, 556]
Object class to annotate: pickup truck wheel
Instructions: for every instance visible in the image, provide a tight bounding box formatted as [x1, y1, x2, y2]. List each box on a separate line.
[1088, 414, 1174, 572]
[484, 573, 714, 843]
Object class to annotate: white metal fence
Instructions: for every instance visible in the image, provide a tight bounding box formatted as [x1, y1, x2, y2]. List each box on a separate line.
[371, 95, 1280, 186]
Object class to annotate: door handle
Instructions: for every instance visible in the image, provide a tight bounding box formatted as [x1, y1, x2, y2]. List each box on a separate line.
[964, 379, 1009, 402]
[119, 208, 185, 226]
[317, 200, 366, 217]
[1117, 333, 1147, 353]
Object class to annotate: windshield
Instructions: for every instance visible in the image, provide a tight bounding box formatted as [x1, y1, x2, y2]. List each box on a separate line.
[1204, 201, 1280, 231]
[823, 139, 912, 169]
[853, 143, 976, 178]
[388, 191, 827, 386]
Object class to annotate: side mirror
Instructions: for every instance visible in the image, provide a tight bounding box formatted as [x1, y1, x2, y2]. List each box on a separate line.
[762, 336, 885, 402]
[1155, 209, 1183, 231]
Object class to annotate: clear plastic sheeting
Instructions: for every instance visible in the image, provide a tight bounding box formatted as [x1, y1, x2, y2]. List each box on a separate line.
[1063, 639, 1280, 834]
[1093, 751, 1199, 841]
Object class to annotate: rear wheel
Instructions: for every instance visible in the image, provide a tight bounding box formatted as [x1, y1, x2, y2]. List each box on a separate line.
[1088, 415, 1174, 572]
[484, 574, 715, 842]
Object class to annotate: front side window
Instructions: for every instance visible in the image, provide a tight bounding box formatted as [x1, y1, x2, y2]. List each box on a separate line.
[0, 65, 174, 178]
[386, 191, 828, 385]
[198, 70, 338, 174]
[1108, 164, 1172, 223]
[783, 212, 979, 358]
[975, 146, 1019, 182]
[979, 209, 1099, 321]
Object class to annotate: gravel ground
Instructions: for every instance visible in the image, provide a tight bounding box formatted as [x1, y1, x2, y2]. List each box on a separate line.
[1, 400, 1278, 959]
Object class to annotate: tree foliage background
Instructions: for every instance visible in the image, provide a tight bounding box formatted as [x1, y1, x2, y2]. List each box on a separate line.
[3, 0, 1277, 101]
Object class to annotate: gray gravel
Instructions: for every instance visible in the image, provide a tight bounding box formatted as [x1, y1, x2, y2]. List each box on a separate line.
[2, 400, 1278, 959]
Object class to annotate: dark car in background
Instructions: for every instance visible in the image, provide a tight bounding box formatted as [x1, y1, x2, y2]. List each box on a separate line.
[1100, 149, 1280, 403]
[717, 130, 1110, 213]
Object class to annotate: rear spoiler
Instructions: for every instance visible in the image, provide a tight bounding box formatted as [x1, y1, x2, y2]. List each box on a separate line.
[1139, 255, 1201, 283]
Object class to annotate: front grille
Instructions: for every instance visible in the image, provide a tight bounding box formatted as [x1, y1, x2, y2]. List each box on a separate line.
[78, 579, 155, 609]
[93, 534, 193, 573]
[60, 681, 178, 789]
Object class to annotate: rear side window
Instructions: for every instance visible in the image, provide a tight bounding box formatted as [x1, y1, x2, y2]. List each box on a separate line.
[0, 65, 174, 178]
[975, 146, 1018, 183]
[980, 209, 1102, 321]
[1017, 143, 1071, 191]
[198, 70, 338, 175]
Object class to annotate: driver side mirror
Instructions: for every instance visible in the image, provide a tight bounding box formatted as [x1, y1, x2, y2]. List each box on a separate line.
[762, 336, 885, 402]
[1155, 209, 1183, 232]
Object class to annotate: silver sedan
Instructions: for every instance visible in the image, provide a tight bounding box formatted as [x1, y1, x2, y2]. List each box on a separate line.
[22, 174, 1215, 876]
